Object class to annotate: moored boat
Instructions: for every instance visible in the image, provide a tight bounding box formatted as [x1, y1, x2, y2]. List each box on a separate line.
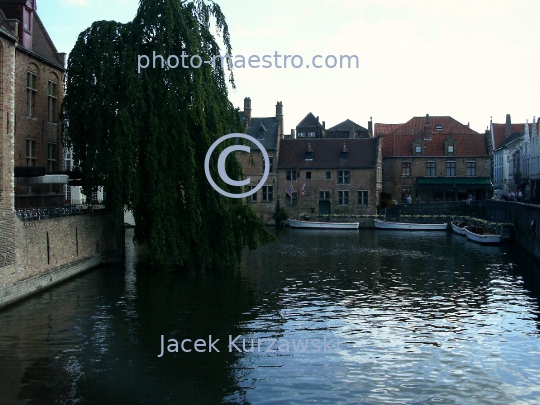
[464, 226, 501, 244]
[451, 220, 467, 235]
[288, 219, 359, 229]
[374, 219, 447, 230]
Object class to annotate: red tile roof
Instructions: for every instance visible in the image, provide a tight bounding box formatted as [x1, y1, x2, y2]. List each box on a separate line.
[381, 134, 488, 157]
[492, 123, 531, 150]
[278, 138, 379, 169]
[385, 116, 478, 136]
[374, 123, 401, 137]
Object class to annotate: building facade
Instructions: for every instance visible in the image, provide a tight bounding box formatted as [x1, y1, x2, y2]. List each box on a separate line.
[277, 138, 382, 218]
[236, 97, 282, 223]
[0, 0, 66, 209]
[490, 115, 533, 197]
[377, 115, 492, 205]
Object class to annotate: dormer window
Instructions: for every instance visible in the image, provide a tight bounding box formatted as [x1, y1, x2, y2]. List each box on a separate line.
[341, 143, 348, 160]
[298, 132, 306, 137]
[415, 145, 422, 153]
[308, 132, 316, 137]
[436, 125, 443, 130]
[257, 121, 267, 139]
[448, 145, 454, 153]
[305, 143, 313, 160]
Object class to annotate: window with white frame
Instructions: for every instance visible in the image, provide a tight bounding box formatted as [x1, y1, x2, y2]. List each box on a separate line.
[48, 81, 57, 122]
[319, 190, 330, 200]
[27, 72, 37, 117]
[338, 190, 349, 205]
[262, 185, 273, 201]
[47, 143, 56, 172]
[26, 139, 36, 167]
[357, 190, 368, 205]
[337, 170, 350, 184]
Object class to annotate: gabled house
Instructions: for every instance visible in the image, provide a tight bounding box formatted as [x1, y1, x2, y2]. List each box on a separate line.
[295, 112, 325, 138]
[376, 115, 491, 205]
[237, 97, 283, 223]
[324, 118, 372, 139]
[277, 138, 382, 217]
[490, 115, 533, 196]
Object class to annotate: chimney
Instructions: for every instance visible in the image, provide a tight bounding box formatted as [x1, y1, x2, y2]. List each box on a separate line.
[276, 101, 284, 136]
[368, 116, 373, 137]
[322, 121, 326, 129]
[505, 114, 511, 139]
[424, 113, 431, 139]
[291, 129, 296, 139]
[243, 97, 251, 131]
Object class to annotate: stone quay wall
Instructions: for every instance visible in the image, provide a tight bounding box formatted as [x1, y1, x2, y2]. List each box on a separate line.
[0, 211, 124, 309]
[389, 200, 540, 263]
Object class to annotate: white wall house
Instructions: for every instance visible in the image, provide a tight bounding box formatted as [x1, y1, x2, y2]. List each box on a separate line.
[493, 133, 523, 193]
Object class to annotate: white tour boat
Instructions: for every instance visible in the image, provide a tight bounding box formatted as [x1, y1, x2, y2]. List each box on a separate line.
[374, 219, 448, 231]
[288, 219, 359, 230]
[464, 226, 501, 244]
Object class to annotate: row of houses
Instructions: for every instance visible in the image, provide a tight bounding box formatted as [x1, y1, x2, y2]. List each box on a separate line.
[0, 1, 534, 221]
[241, 98, 538, 223]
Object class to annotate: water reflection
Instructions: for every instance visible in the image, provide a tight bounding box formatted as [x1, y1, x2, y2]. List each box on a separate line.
[0, 228, 539, 404]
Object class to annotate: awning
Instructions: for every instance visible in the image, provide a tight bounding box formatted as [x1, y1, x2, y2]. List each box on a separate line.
[16, 174, 70, 186]
[416, 177, 492, 188]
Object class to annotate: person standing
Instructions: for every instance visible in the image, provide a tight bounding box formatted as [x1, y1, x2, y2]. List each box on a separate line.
[517, 190, 523, 202]
[406, 195, 412, 204]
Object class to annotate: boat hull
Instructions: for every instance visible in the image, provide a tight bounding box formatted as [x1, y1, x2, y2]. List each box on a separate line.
[288, 219, 359, 229]
[465, 226, 501, 244]
[374, 219, 447, 230]
[451, 221, 467, 235]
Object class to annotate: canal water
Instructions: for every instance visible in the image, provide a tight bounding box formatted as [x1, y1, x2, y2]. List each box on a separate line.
[1, 228, 540, 404]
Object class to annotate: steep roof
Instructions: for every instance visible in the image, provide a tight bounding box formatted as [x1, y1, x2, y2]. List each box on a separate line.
[278, 138, 379, 169]
[296, 112, 323, 128]
[381, 133, 488, 158]
[374, 123, 401, 137]
[492, 123, 531, 150]
[326, 119, 367, 133]
[496, 132, 524, 150]
[245, 117, 279, 151]
[386, 116, 478, 136]
[31, 12, 64, 68]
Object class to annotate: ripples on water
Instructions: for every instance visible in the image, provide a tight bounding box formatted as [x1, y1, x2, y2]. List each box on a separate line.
[0, 229, 540, 404]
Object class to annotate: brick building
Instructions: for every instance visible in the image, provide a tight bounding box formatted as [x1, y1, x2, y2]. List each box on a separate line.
[0, 0, 66, 209]
[376, 115, 491, 205]
[236, 97, 283, 223]
[277, 138, 382, 218]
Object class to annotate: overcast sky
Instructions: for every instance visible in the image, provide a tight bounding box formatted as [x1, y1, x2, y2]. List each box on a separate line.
[40, 0, 539, 134]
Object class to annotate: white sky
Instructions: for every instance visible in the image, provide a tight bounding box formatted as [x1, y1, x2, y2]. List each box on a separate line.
[40, 0, 540, 133]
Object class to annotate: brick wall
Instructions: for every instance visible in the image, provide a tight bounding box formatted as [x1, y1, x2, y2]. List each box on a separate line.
[0, 212, 124, 308]
[236, 149, 278, 224]
[383, 156, 491, 201]
[14, 47, 65, 208]
[278, 167, 379, 218]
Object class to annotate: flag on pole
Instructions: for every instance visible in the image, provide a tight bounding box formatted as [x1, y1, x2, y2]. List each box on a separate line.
[301, 183, 306, 196]
[286, 185, 294, 197]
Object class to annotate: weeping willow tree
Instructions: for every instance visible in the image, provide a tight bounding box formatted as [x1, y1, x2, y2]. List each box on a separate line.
[62, 0, 274, 268]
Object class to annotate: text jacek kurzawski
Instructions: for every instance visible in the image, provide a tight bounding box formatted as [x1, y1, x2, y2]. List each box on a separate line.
[157, 335, 341, 356]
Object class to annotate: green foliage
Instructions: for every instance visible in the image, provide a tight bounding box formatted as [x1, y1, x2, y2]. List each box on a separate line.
[62, 0, 274, 268]
[272, 200, 288, 226]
